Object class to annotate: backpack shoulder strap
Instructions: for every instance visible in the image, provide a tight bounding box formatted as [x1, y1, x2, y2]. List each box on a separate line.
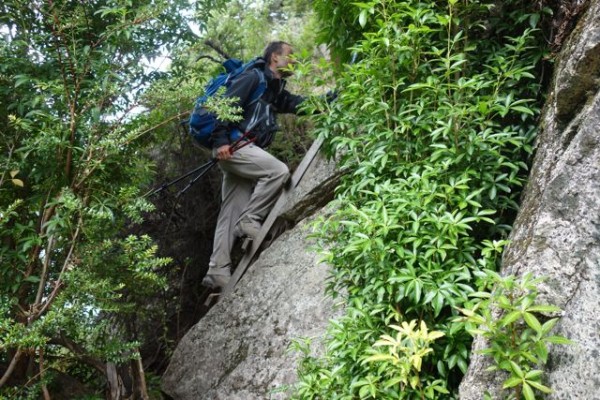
[248, 68, 267, 104]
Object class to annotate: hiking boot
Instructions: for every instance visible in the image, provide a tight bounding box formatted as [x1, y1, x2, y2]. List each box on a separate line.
[201, 266, 231, 289]
[233, 217, 262, 240]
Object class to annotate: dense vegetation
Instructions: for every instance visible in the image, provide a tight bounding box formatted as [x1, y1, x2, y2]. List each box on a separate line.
[1, 0, 569, 398]
[0, 0, 315, 397]
[292, 1, 558, 399]
[0, 0, 217, 397]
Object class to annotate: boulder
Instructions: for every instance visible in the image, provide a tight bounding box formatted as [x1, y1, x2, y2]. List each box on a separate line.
[161, 147, 342, 399]
[161, 209, 340, 399]
[460, 1, 600, 398]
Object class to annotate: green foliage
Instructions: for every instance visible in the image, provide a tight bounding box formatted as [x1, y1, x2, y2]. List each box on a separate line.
[460, 272, 572, 400]
[0, 0, 193, 396]
[362, 320, 449, 399]
[312, 0, 365, 64]
[293, 0, 552, 398]
[203, 87, 244, 124]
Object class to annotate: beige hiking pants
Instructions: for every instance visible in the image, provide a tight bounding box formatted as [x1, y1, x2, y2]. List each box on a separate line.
[208, 143, 289, 273]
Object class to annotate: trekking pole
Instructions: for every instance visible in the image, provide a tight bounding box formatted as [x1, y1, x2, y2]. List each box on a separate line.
[174, 158, 218, 198]
[144, 132, 253, 199]
[143, 160, 216, 198]
[174, 132, 256, 198]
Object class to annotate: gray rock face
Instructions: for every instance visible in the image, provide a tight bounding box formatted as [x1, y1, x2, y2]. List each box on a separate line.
[460, 1, 600, 399]
[161, 144, 342, 399]
[278, 150, 340, 223]
[161, 206, 341, 400]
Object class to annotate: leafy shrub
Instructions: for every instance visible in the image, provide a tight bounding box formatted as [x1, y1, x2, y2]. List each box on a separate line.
[460, 272, 572, 400]
[0, 0, 190, 396]
[293, 0, 551, 398]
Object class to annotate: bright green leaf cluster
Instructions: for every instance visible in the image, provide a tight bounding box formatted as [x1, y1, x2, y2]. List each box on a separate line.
[293, 0, 550, 397]
[0, 0, 192, 396]
[361, 320, 448, 398]
[460, 272, 572, 400]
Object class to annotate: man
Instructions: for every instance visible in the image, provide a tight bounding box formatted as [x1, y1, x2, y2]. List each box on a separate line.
[202, 41, 304, 289]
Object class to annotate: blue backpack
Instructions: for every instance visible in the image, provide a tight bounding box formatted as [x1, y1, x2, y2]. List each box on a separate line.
[188, 57, 267, 148]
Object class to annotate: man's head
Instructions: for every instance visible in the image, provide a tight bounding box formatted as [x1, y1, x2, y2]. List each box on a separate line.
[263, 41, 295, 78]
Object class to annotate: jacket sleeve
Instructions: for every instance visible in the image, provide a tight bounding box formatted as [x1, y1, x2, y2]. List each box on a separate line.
[211, 71, 261, 148]
[273, 89, 305, 114]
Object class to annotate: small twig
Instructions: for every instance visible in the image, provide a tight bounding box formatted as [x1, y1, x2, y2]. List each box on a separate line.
[196, 54, 222, 64]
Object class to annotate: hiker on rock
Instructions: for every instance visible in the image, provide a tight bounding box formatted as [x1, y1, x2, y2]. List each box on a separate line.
[202, 41, 304, 289]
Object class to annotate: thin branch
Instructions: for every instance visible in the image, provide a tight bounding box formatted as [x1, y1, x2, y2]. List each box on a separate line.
[34, 235, 55, 308]
[46, 0, 73, 111]
[50, 335, 105, 374]
[204, 39, 231, 60]
[196, 54, 221, 64]
[30, 221, 81, 323]
[39, 348, 51, 400]
[0, 350, 22, 388]
[91, 13, 157, 49]
[73, 111, 191, 191]
[22, 189, 57, 291]
[0, 143, 16, 188]
[135, 111, 191, 138]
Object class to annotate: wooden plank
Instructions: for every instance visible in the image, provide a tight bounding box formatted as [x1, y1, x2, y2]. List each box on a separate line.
[220, 137, 325, 297]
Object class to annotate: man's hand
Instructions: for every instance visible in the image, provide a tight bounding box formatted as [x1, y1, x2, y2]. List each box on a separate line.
[216, 145, 232, 160]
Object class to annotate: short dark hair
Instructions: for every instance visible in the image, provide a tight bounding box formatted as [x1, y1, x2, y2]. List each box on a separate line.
[263, 41, 291, 63]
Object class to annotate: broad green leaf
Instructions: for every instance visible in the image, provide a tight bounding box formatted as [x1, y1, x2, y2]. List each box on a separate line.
[534, 341, 548, 363]
[544, 336, 574, 345]
[509, 361, 524, 378]
[363, 354, 396, 364]
[500, 311, 522, 327]
[359, 10, 367, 27]
[523, 312, 542, 333]
[527, 380, 552, 394]
[524, 370, 543, 380]
[512, 105, 535, 115]
[14, 75, 31, 88]
[526, 305, 560, 313]
[502, 376, 522, 388]
[522, 382, 536, 400]
[541, 318, 559, 334]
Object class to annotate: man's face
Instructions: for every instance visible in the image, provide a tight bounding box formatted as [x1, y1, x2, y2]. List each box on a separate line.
[273, 44, 295, 78]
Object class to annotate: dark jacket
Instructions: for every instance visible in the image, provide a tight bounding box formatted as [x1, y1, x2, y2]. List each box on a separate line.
[211, 61, 304, 149]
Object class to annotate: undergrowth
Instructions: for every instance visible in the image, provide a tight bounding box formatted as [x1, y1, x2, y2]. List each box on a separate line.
[290, 0, 560, 398]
